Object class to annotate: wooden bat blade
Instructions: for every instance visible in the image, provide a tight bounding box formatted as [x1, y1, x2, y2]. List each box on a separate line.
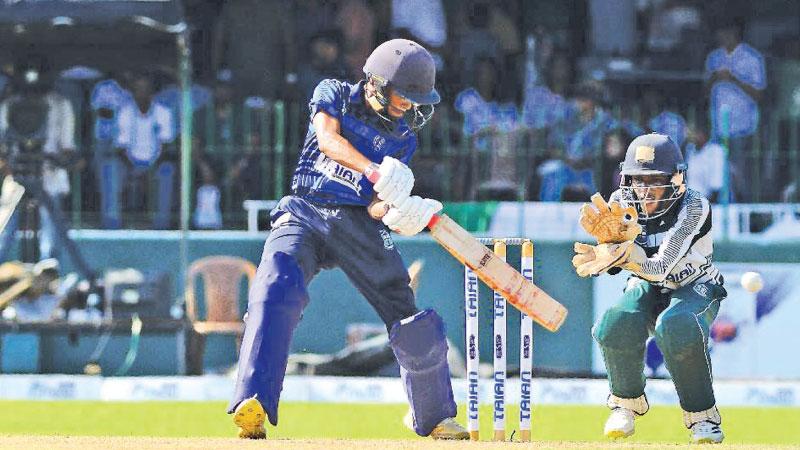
[428, 214, 568, 332]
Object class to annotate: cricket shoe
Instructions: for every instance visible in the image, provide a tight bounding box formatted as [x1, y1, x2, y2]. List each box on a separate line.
[684, 406, 724, 444]
[690, 421, 724, 444]
[604, 407, 636, 439]
[233, 396, 266, 439]
[604, 393, 649, 439]
[403, 409, 469, 440]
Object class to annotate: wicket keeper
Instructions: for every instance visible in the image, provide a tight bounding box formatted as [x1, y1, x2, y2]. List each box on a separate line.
[572, 133, 726, 444]
[227, 39, 469, 440]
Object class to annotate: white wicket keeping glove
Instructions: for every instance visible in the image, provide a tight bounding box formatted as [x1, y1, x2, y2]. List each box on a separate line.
[370, 156, 414, 206]
[382, 196, 443, 236]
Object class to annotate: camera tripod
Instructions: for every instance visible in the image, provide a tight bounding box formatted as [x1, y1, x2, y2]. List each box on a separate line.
[9, 176, 96, 284]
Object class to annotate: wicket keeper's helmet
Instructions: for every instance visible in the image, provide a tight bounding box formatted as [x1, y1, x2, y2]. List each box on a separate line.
[363, 39, 439, 129]
[619, 133, 688, 219]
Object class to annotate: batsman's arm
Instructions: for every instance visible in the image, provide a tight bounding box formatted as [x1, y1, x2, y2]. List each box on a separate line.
[313, 111, 373, 174]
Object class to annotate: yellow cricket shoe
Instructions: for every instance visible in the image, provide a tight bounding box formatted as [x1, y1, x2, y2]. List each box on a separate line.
[233, 396, 266, 439]
[404, 409, 469, 440]
[430, 417, 470, 440]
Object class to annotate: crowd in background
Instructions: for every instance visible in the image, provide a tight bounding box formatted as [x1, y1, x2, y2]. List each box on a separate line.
[1, 0, 799, 233]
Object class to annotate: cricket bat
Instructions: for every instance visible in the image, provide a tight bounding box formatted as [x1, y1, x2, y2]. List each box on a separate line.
[426, 214, 568, 332]
[364, 167, 567, 331]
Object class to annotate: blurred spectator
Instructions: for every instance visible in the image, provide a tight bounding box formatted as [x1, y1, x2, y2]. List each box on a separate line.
[213, 0, 295, 100]
[772, 36, 800, 198]
[193, 70, 263, 221]
[292, 0, 340, 44]
[336, 0, 376, 81]
[647, 0, 702, 52]
[649, 110, 687, 148]
[0, 56, 78, 261]
[193, 160, 222, 230]
[454, 0, 521, 95]
[390, 0, 447, 57]
[455, 1, 500, 89]
[90, 75, 133, 229]
[645, 0, 705, 68]
[115, 74, 176, 229]
[705, 16, 766, 202]
[685, 122, 726, 203]
[590, 0, 637, 56]
[454, 58, 519, 200]
[774, 37, 800, 122]
[296, 30, 348, 102]
[599, 128, 633, 198]
[538, 81, 616, 201]
[153, 80, 212, 132]
[522, 50, 575, 130]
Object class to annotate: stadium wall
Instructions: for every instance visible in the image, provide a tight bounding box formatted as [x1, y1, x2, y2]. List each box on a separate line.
[1, 230, 798, 376]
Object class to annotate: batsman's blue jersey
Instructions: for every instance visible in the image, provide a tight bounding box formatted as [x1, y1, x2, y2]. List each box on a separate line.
[291, 79, 417, 206]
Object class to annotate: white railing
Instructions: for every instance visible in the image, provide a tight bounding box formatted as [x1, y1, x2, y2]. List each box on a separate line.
[244, 199, 800, 240]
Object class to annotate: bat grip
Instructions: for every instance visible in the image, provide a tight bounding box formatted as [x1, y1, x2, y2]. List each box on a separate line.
[427, 213, 441, 229]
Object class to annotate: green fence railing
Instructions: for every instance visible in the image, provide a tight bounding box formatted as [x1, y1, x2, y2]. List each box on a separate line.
[67, 100, 800, 230]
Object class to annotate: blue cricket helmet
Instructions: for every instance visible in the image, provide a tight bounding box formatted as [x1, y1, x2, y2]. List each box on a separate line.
[363, 39, 440, 106]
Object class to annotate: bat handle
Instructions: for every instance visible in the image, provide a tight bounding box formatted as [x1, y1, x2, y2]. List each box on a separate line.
[427, 213, 441, 229]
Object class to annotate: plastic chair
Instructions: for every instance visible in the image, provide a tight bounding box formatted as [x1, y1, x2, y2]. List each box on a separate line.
[184, 255, 256, 374]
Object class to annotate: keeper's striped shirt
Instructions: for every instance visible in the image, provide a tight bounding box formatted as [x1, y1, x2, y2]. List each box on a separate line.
[609, 188, 723, 290]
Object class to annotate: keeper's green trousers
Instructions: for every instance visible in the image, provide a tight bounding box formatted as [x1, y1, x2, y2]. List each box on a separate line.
[592, 278, 727, 412]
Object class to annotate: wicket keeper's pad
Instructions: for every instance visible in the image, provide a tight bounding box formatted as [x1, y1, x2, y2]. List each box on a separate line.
[228, 251, 309, 425]
[390, 309, 457, 436]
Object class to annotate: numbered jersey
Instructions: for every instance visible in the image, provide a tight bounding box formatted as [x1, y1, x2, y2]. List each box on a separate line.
[291, 79, 417, 206]
[610, 188, 723, 290]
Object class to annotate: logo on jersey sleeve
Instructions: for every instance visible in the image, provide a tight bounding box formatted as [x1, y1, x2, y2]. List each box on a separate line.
[372, 135, 386, 152]
[314, 154, 364, 194]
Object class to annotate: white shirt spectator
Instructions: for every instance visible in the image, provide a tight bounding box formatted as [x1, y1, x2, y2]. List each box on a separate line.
[193, 184, 222, 229]
[705, 43, 766, 138]
[116, 101, 174, 167]
[391, 0, 446, 47]
[685, 141, 726, 200]
[0, 92, 75, 196]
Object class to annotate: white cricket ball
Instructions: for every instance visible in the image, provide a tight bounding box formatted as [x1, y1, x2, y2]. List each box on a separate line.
[740, 271, 764, 293]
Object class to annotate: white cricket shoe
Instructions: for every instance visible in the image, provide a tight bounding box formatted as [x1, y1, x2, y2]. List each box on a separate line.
[690, 421, 724, 444]
[684, 405, 724, 444]
[604, 407, 636, 439]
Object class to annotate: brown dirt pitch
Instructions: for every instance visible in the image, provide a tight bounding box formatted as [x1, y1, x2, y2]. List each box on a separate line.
[0, 437, 797, 450]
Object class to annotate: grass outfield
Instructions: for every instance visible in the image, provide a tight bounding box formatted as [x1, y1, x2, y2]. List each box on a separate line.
[0, 401, 797, 446]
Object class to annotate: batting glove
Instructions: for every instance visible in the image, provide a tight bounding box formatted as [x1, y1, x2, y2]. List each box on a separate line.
[370, 156, 414, 206]
[383, 196, 443, 236]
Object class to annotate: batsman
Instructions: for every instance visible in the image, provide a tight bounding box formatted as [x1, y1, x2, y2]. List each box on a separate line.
[573, 133, 726, 444]
[227, 39, 469, 440]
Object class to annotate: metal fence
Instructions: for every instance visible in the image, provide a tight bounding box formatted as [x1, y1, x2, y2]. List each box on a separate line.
[64, 100, 800, 229]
